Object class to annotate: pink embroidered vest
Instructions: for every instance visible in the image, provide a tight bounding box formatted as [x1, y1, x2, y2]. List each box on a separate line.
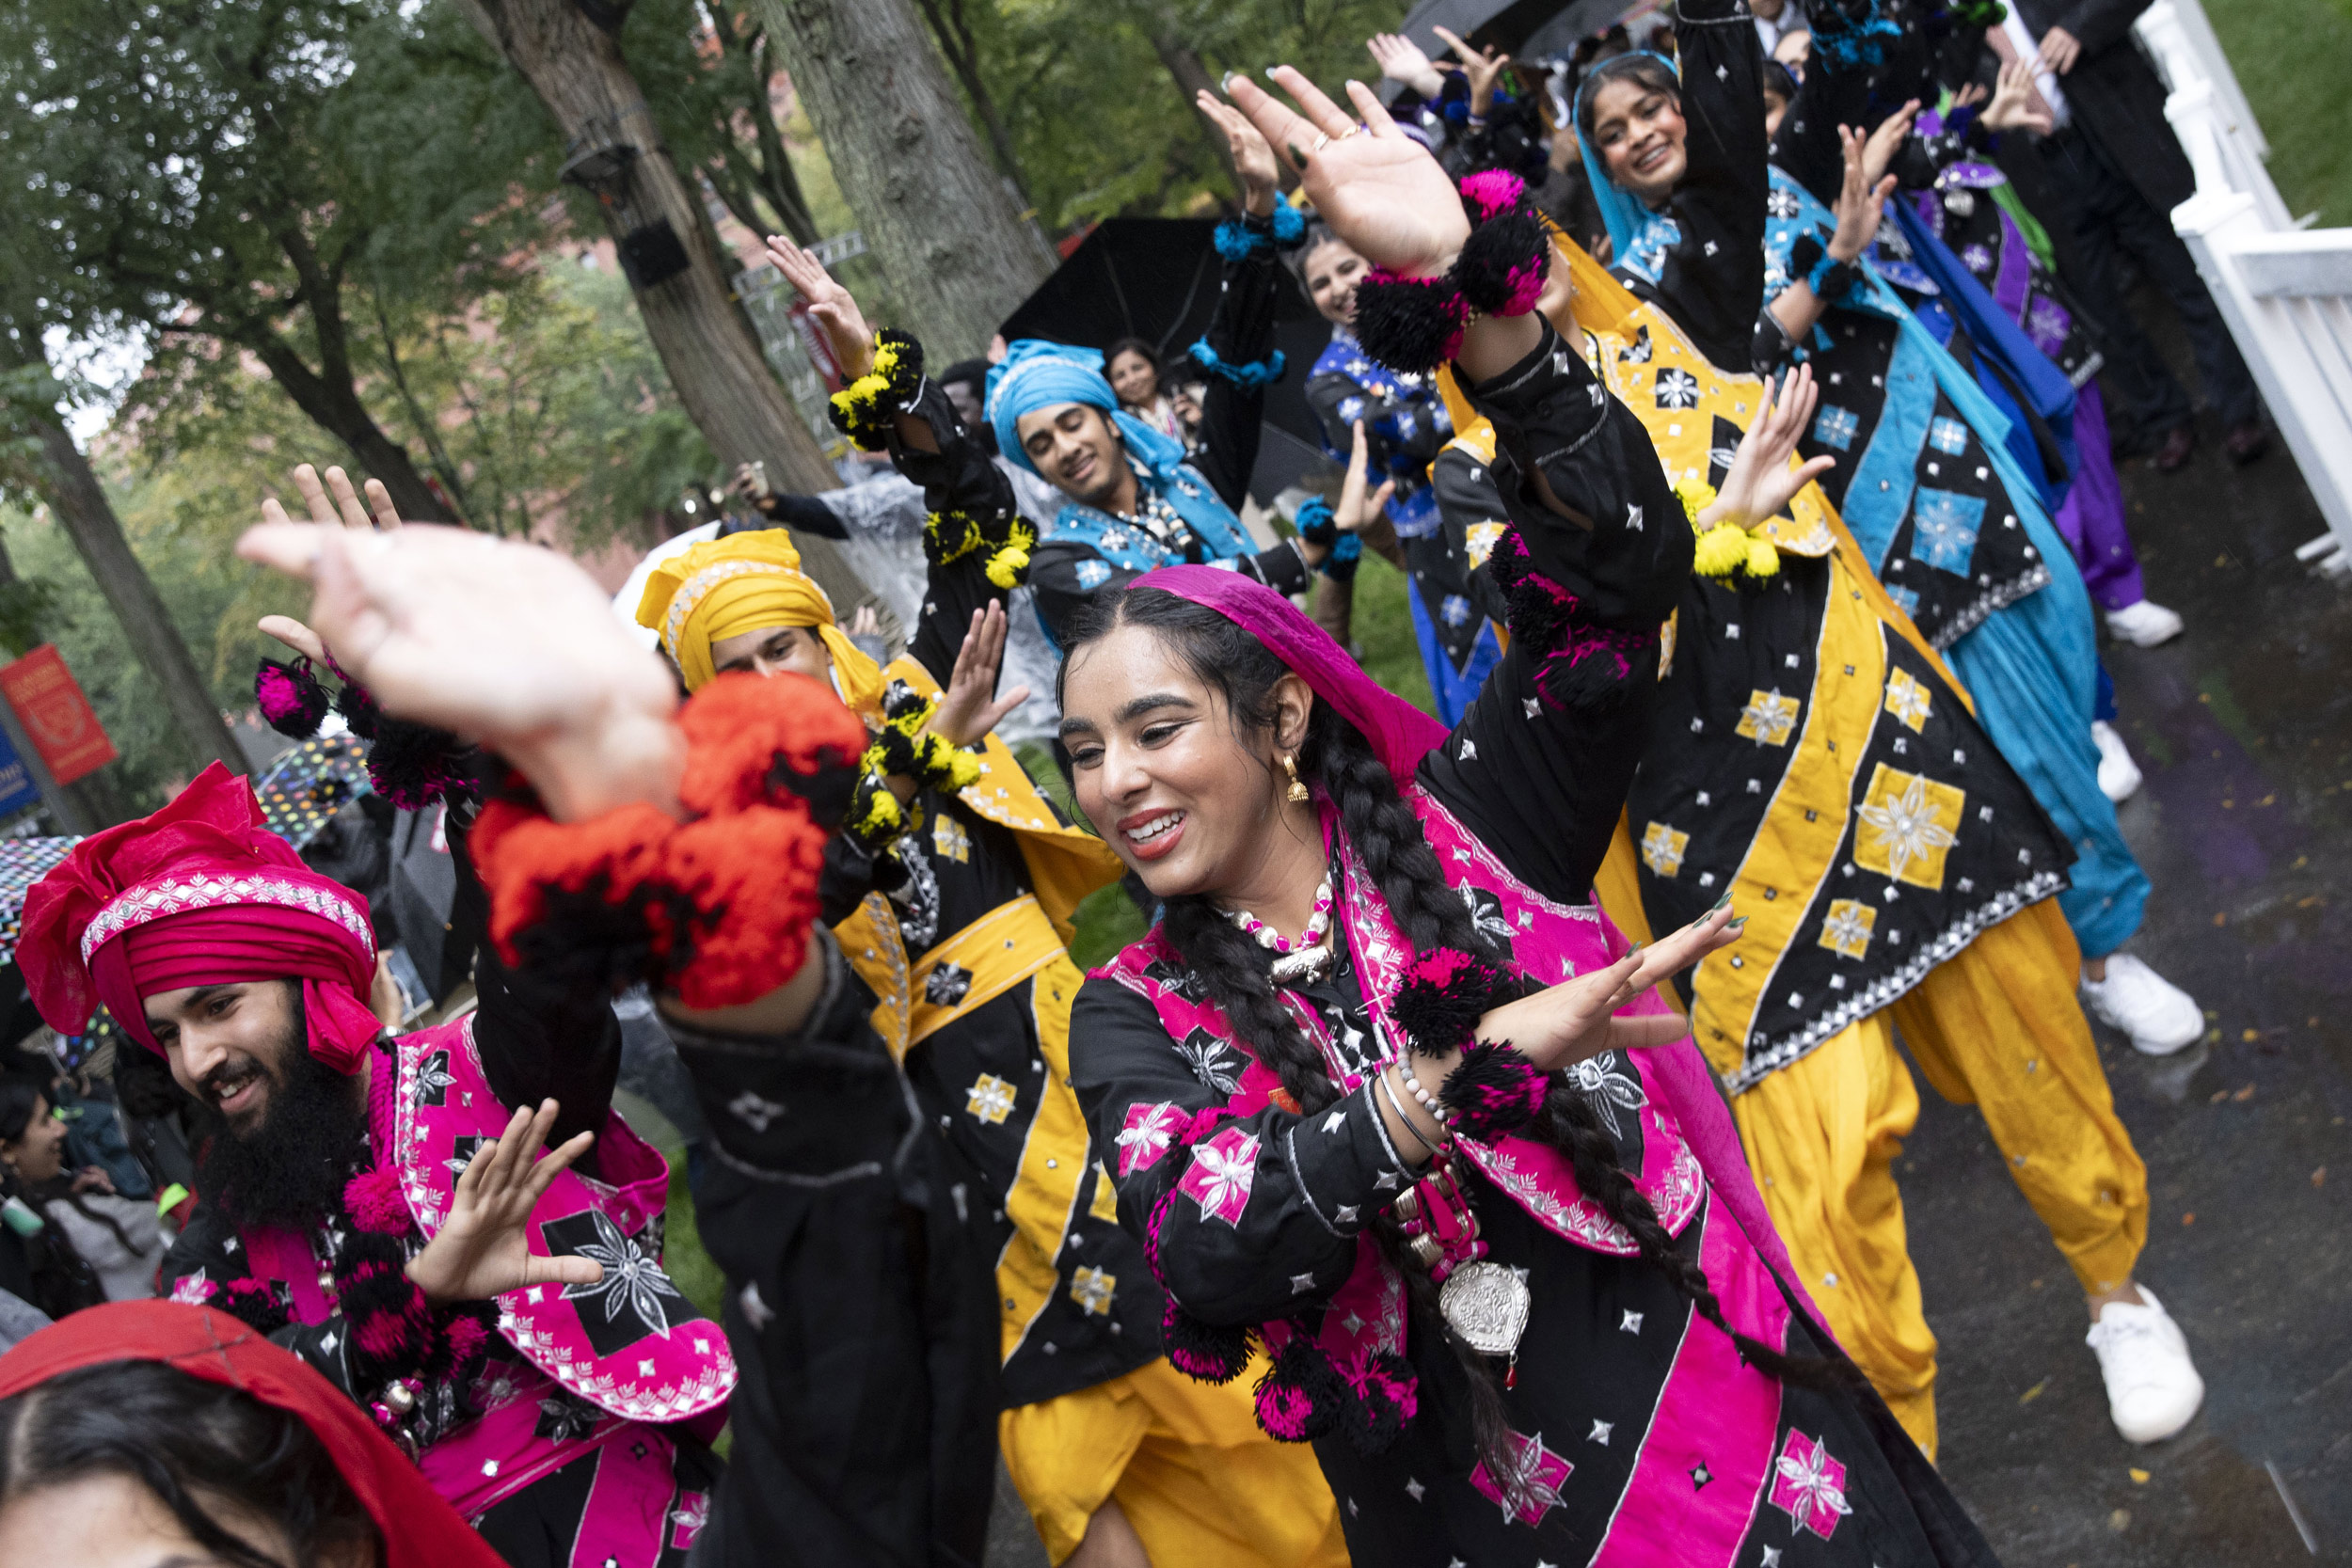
[244, 1017, 733, 1520]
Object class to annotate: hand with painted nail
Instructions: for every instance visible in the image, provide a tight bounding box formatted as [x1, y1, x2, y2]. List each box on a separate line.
[1471, 899, 1744, 1070]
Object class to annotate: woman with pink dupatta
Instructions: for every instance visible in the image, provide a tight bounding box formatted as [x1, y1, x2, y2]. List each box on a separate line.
[1051, 68, 2006, 1568]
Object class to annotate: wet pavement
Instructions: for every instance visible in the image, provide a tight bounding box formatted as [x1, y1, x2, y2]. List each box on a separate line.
[1909, 344, 2352, 1560]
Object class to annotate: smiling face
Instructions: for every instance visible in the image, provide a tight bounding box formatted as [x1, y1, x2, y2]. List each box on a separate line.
[1303, 237, 1370, 326]
[1057, 621, 1315, 902]
[708, 623, 834, 685]
[1106, 349, 1160, 409]
[1587, 73, 1689, 205]
[1017, 402, 1129, 509]
[0, 1095, 66, 1184]
[144, 979, 304, 1136]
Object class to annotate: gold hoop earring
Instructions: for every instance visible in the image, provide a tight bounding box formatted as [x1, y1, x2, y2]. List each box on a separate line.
[1282, 753, 1310, 804]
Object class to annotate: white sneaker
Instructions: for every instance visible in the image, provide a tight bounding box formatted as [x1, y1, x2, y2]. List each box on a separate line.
[2106, 599, 2185, 647]
[2087, 1287, 2204, 1443]
[2080, 953, 2201, 1054]
[2091, 720, 2143, 803]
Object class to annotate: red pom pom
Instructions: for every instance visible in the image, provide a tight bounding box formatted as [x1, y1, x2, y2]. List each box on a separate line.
[658, 809, 832, 1008]
[343, 1166, 413, 1236]
[677, 671, 868, 820]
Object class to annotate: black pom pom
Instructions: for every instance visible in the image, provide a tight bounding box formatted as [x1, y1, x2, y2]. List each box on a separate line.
[1788, 233, 1826, 282]
[365, 717, 472, 812]
[1252, 1330, 1350, 1443]
[255, 657, 330, 739]
[335, 677, 382, 741]
[1162, 1296, 1254, 1385]
[1333, 1349, 1419, 1454]
[1438, 1039, 1551, 1141]
[1354, 274, 1467, 376]
[1453, 208, 1552, 315]
[1390, 948, 1517, 1056]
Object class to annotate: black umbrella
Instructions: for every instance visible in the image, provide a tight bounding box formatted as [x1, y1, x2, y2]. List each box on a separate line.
[996, 217, 1341, 502]
[1393, 0, 1635, 56]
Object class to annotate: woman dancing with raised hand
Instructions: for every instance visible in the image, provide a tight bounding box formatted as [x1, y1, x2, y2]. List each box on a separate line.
[1054, 64, 2004, 1568]
[1535, 7, 2200, 1456]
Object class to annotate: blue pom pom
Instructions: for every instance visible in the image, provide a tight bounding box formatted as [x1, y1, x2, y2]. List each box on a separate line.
[1332, 532, 1361, 562]
[1294, 496, 1338, 546]
[1187, 339, 1287, 388]
[1269, 202, 1306, 245]
[1213, 219, 1259, 262]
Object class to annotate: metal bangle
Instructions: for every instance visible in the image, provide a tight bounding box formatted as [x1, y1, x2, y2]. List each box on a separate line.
[1377, 1069, 1443, 1157]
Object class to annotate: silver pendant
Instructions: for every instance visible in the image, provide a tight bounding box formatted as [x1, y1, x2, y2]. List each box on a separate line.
[1438, 1259, 1531, 1358]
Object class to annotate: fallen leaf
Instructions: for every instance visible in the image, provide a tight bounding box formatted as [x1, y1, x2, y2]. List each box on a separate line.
[2221, 800, 2235, 809]
[2110, 1508, 2131, 1531]
[2211, 1089, 2231, 1103]
[2130, 1468, 2151, 1484]
[2259, 794, 2276, 807]
[2182, 1212, 2197, 1226]
[2212, 912, 2228, 927]
[2019, 1378, 2049, 1404]
[2314, 1167, 2328, 1189]
[2299, 895, 2324, 909]
[2295, 855, 2310, 869]
[2242, 1029, 2261, 1042]
[2199, 691, 2213, 702]
[2234, 1084, 2257, 1101]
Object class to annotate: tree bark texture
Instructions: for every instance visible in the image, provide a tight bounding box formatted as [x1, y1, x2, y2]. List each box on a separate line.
[457, 0, 871, 611]
[31, 420, 246, 786]
[755, 0, 1052, 363]
[242, 331, 461, 526]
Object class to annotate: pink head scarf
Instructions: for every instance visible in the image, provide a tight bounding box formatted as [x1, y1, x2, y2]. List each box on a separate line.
[1132, 565, 1451, 782]
[17, 762, 384, 1072]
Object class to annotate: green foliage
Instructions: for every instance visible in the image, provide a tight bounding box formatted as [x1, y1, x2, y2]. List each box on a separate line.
[950, 0, 1407, 229]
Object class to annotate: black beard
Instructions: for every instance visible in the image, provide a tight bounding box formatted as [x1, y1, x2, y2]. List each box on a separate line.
[197, 1038, 371, 1231]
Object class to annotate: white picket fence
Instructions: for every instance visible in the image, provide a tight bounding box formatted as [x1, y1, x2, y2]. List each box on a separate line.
[2136, 0, 2352, 571]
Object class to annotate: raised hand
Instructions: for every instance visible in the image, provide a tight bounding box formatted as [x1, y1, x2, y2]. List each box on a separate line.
[1365, 32, 1444, 97]
[1858, 99, 1919, 190]
[1431, 25, 1512, 117]
[766, 235, 876, 382]
[1195, 91, 1282, 216]
[1478, 901, 1743, 1071]
[236, 517, 683, 822]
[1982, 58, 2055, 134]
[2037, 24, 2081, 74]
[1225, 69, 1469, 278]
[259, 464, 402, 665]
[405, 1099, 602, 1306]
[1827, 122, 1899, 262]
[1704, 366, 1836, 529]
[926, 600, 1029, 749]
[1333, 420, 1396, 535]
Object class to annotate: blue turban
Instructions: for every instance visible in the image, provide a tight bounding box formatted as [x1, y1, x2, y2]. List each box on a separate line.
[985, 339, 1191, 483]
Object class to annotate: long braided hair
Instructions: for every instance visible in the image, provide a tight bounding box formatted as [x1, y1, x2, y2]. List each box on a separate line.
[1061, 587, 1858, 1463]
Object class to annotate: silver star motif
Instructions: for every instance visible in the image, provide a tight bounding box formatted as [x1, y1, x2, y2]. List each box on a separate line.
[1523, 697, 1542, 719]
[1620, 1309, 1644, 1333]
[561, 1211, 687, 1339]
[1289, 1272, 1317, 1293]
[1458, 738, 1477, 761]
[1323, 1110, 1348, 1133]
[1589, 1419, 1613, 1445]
[1335, 1205, 1359, 1224]
[1343, 1311, 1365, 1334]
[1626, 503, 1644, 531]
[1406, 1477, 1426, 1501]
[1375, 1170, 1401, 1191]
[1761, 1549, 1783, 1567]
[319, 1331, 338, 1354]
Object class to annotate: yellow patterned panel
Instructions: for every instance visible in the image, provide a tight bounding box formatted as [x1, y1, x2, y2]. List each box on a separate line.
[1853, 766, 1964, 890]
[1818, 899, 1878, 960]
[1883, 668, 1933, 733]
[998, 953, 1098, 1365]
[1640, 820, 1690, 878]
[1737, 689, 1803, 747]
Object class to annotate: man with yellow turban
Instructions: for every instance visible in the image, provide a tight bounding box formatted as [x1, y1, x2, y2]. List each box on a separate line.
[639, 502, 1346, 1564]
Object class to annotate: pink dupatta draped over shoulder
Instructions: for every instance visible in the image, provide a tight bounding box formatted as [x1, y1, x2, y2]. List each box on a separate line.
[1132, 564, 1816, 1318]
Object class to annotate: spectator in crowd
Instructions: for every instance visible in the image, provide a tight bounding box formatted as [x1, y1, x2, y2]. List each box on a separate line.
[1104, 337, 1185, 444]
[0, 1078, 163, 1302]
[2004, 0, 2268, 467]
[1752, 0, 1810, 57]
[0, 1081, 106, 1319]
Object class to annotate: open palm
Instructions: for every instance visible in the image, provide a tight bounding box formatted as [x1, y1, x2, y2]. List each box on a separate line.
[1226, 70, 1469, 277]
[406, 1099, 602, 1306]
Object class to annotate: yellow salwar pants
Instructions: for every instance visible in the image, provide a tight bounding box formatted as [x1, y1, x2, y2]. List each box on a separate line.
[998, 1354, 1347, 1566]
[1731, 899, 2149, 1459]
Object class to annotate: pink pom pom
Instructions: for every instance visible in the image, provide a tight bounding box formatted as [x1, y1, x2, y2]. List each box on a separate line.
[343, 1166, 414, 1236]
[1457, 169, 1528, 222]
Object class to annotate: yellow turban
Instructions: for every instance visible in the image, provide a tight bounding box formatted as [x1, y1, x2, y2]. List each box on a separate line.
[634, 530, 886, 710]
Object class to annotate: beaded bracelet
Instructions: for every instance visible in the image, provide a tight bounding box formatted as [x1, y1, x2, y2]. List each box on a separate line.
[1352, 170, 1553, 375]
[1397, 1057, 1454, 1132]
[1378, 1069, 1446, 1156]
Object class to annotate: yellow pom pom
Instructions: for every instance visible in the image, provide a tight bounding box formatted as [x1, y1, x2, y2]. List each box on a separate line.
[1743, 533, 1782, 579]
[985, 545, 1031, 589]
[943, 747, 983, 792]
[1675, 476, 1719, 525]
[850, 777, 902, 840]
[1692, 523, 1752, 578]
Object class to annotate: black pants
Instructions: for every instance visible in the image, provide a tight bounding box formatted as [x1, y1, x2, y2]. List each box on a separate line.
[2037, 125, 2260, 436]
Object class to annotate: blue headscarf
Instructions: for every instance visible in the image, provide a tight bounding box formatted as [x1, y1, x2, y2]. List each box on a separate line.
[982, 339, 1255, 590]
[1573, 53, 1685, 279]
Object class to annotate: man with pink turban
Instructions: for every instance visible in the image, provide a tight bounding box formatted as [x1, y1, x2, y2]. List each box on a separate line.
[15, 762, 734, 1568]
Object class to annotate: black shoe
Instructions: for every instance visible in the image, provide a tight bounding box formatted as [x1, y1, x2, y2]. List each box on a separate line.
[2223, 421, 2270, 466]
[2153, 425, 2196, 472]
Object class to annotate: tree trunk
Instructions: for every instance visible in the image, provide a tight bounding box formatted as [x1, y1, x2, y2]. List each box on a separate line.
[456, 0, 870, 611]
[0, 533, 118, 832]
[912, 0, 1035, 212]
[755, 0, 1051, 364]
[29, 420, 246, 784]
[239, 331, 461, 525]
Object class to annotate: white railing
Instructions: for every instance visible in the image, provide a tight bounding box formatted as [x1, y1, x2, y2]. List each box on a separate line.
[2137, 0, 2352, 569]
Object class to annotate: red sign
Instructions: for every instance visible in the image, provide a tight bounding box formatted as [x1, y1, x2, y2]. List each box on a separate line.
[0, 645, 117, 785]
